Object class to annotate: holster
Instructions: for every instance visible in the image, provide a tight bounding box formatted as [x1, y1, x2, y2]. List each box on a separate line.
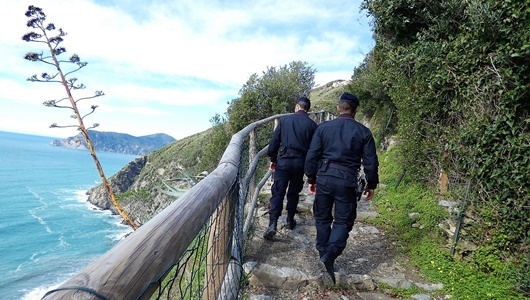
[319, 159, 330, 172]
[278, 146, 287, 157]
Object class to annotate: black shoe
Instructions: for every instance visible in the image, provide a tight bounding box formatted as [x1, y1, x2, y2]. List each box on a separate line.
[320, 254, 336, 284]
[286, 215, 297, 230]
[263, 223, 277, 240]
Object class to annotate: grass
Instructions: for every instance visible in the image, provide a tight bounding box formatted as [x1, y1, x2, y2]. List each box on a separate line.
[369, 148, 527, 299]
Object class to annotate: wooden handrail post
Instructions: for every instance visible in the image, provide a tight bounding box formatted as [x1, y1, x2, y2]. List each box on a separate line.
[203, 184, 238, 300]
[248, 129, 257, 201]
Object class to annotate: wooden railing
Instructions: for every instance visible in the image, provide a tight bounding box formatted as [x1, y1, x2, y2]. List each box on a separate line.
[42, 110, 333, 300]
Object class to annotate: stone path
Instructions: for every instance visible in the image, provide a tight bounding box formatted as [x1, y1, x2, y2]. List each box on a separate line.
[241, 183, 449, 300]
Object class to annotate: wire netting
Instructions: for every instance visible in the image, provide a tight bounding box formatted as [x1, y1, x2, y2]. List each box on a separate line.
[145, 159, 244, 300]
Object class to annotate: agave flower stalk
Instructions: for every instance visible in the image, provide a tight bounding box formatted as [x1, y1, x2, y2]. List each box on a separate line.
[22, 5, 138, 230]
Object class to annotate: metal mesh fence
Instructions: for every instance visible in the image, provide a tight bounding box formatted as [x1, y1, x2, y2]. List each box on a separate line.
[144, 149, 245, 300]
[147, 176, 241, 300]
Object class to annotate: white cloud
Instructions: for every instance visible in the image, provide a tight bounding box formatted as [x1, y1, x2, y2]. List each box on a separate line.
[0, 0, 373, 139]
[101, 84, 229, 106]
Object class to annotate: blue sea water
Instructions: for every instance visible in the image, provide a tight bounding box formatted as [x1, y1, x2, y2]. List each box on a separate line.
[0, 131, 138, 300]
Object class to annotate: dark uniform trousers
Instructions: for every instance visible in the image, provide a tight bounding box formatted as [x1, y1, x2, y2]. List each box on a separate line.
[305, 113, 378, 264]
[314, 175, 358, 260]
[269, 156, 305, 220]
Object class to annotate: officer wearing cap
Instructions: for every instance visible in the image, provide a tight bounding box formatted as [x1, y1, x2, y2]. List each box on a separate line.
[264, 96, 318, 240]
[304, 92, 379, 283]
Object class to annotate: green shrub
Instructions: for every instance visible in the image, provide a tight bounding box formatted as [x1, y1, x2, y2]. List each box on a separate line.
[373, 147, 527, 299]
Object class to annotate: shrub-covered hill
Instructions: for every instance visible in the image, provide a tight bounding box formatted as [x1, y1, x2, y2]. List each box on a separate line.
[85, 80, 350, 226]
[86, 129, 215, 225]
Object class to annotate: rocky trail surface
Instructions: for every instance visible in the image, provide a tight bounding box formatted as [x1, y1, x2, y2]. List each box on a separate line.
[242, 183, 450, 300]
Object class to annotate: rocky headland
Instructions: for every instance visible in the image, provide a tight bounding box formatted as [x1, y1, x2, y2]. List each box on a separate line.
[50, 130, 176, 155]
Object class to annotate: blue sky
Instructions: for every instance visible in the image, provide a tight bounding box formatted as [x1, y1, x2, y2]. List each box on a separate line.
[0, 0, 373, 139]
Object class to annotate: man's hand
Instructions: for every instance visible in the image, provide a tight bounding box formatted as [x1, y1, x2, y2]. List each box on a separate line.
[309, 183, 317, 195]
[270, 162, 276, 171]
[363, 189, 375, 201]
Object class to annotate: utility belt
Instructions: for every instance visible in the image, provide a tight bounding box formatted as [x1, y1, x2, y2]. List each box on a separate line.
[278, 146, 304, 158]
[319, 159, 357, 176]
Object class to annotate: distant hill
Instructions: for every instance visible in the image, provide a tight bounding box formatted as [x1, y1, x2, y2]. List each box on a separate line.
[50, 130, 176, 155]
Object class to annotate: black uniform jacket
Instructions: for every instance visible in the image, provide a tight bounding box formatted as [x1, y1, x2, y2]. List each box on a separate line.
[267, 110, 318, 163]
[304, 113, 379, 189]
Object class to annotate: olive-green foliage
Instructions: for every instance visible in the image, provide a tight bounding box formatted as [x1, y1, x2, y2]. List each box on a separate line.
[149, 131, 210, 175]
[357, 0, 529, 293]
[227, 61, 316, 133]
[308, 80, 346, 113]
[198, 113, 231, 172]
[348, 52, 397, 149]
[196, 60, 318, 183]
[349, 52, 394, 120]
[361, 0, 466, 47]
[117, 189, 151, 203]
[374, 149, 527, 299]
[413, 242, 527, 300]
[121, 130, 214, 211]
[220, 60, 318, 186]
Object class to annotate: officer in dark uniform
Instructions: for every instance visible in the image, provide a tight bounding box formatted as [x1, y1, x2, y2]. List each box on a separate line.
[264, 96, 318, 240]
[304, 92, 379, 283]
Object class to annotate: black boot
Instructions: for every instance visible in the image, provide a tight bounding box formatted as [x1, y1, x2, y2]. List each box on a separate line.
[263, 217, 277, 240]
[286, 212, 297, 230]
[320, 253, 336, 284]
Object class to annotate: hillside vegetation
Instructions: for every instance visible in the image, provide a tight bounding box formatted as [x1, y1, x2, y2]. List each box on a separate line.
[350, 0, 529, 297]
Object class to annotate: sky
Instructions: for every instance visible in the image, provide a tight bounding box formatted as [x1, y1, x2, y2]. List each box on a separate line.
[0, 0, 374, 140]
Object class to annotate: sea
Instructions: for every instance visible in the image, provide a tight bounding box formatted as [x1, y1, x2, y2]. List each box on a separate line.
[0, 131, 138, 300]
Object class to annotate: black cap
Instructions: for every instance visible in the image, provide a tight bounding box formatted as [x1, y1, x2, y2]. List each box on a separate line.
[339, 92, 359, 107]
[297, 96, 311, 110]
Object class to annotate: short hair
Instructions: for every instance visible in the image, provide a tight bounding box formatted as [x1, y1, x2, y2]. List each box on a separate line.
[297, 100, 309, 111]
[338, 101, 356, 112]
[337, 92, 359, 112]
[297, 96, 311, 111]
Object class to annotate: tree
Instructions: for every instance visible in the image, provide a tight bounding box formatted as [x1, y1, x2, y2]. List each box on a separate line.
[22, 5, 138, 230]
[227, 61, 316, 133]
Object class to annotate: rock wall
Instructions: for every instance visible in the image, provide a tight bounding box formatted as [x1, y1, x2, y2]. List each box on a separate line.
[87, 156, 148, 213]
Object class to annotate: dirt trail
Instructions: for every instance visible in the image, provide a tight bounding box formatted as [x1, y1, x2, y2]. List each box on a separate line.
[242, 183, 447, 300]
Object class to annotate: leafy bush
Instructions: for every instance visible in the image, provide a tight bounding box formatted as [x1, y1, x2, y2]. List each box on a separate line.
[356, 0, 529, 294]
[373, 149, 527, 299]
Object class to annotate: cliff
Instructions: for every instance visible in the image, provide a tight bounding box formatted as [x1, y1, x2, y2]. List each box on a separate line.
[86, 130, 211, 226]
[50, 130, 176, 155]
